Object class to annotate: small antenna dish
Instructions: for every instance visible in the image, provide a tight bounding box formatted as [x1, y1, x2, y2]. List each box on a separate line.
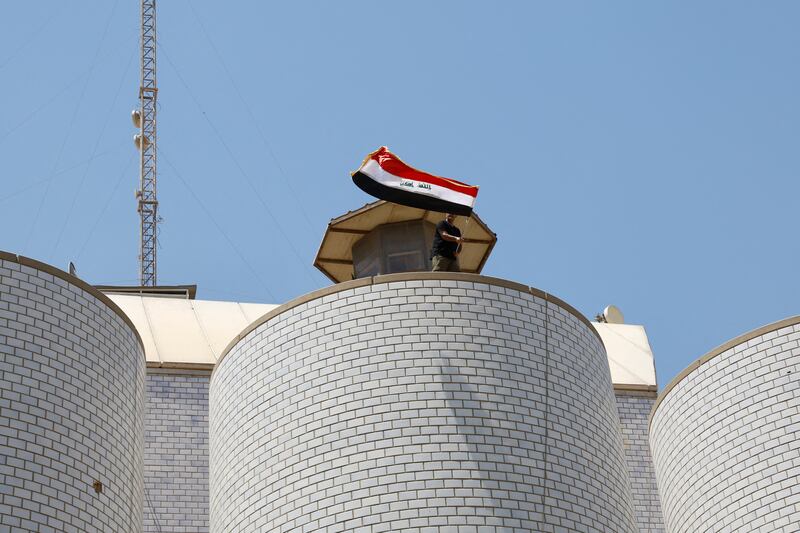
[602, 305, 624, 324]
[131, 109, 142, 128]
[133, 133, 150, 150]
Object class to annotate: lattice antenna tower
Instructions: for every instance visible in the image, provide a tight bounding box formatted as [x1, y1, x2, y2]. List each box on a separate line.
[132, 0, 159, 286]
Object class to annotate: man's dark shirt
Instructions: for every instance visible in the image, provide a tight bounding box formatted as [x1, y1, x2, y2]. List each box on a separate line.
[431, 220, 461, 259]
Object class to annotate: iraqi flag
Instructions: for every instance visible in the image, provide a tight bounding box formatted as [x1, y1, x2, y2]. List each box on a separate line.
[351, 146, 478, 216]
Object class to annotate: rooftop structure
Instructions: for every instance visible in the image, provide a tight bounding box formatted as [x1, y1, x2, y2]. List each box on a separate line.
[314, 200, 497, 282]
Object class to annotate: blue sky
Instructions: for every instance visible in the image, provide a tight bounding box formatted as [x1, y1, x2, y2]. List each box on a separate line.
[2, 1, 798, 389]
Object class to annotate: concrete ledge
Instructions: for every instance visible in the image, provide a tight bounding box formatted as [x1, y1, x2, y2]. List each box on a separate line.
[146, 363, 213, 376]
[0, 250, 146, 357]
[614, 384, 658, 395]
[217, 273, 603, 372]
[649, 315, 800, 428]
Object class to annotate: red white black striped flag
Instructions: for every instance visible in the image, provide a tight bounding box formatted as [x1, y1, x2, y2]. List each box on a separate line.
[351, 146, 479, 216]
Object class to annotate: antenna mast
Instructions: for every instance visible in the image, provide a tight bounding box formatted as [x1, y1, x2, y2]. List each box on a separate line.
[134, 0, 158, 286]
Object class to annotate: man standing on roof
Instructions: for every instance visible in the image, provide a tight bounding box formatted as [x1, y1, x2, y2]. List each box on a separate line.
[431, 213, 463, 272]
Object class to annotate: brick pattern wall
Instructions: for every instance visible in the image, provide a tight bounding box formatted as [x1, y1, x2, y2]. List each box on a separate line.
[0, 257, 145, 532]
[615, 390, 665, 532]
[144, 372, 210, 533]
[210, 278, 636, 532]
[650, 322, 800, 533]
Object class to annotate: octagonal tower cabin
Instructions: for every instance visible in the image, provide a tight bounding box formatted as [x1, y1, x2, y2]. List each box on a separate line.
[313, 200, 497, 282]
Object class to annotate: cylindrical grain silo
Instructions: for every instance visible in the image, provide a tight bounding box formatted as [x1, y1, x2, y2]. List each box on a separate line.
[0, 252, 146, 532]
[210, 273, 636, 532]
[650, 317, 800, 533]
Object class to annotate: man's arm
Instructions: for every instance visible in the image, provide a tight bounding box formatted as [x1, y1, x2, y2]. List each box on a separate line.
[438, 227, 463, 257]
[438, 230, 462, 244]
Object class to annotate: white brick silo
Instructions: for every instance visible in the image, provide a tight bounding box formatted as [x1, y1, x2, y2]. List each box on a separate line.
[0, 252, 146, 532]
[210, 273, 636, 532]
[650, 317, 800, 533]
